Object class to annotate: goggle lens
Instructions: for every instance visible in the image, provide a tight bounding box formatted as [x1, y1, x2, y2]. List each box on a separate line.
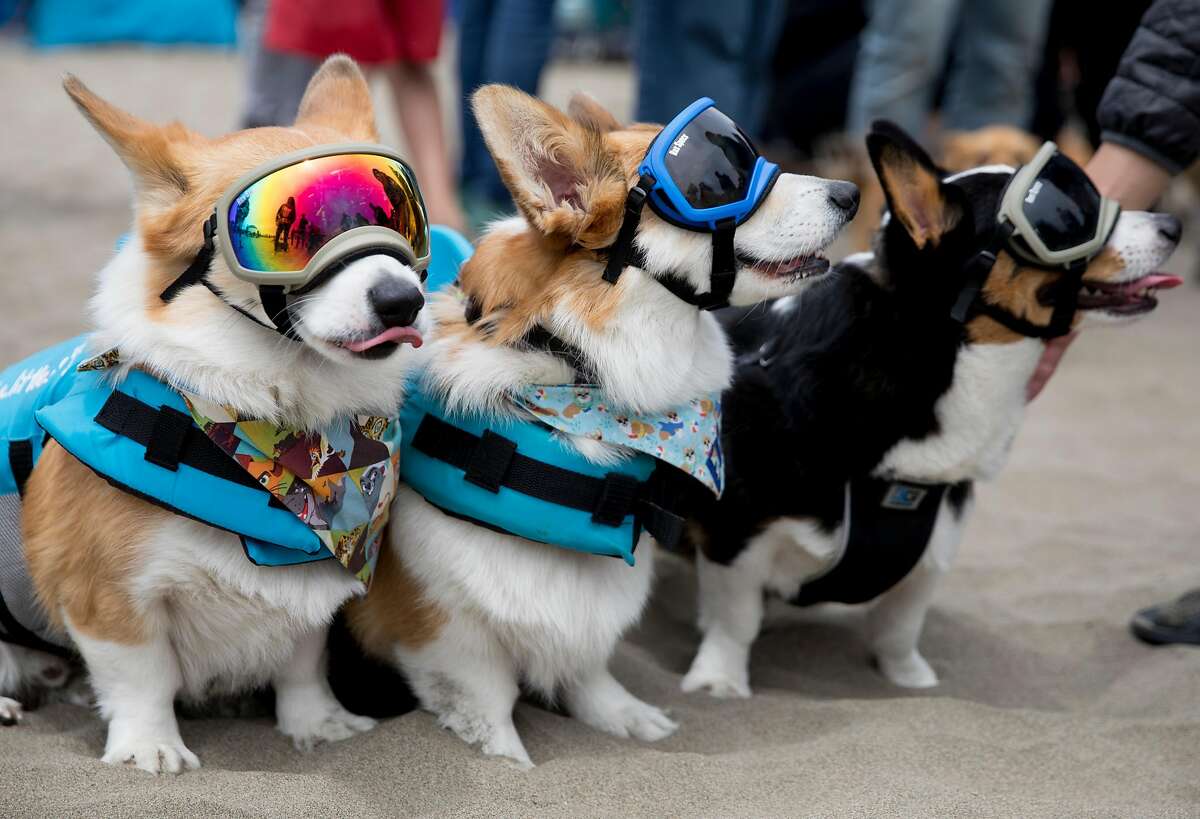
[227, 153, 429, 274]
[1020, 152, 1102, 253]
[662, 107, 759, 210]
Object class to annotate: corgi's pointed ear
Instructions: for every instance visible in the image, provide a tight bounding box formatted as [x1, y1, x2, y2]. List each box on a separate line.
[567, 92, 622, 133]
[472, 84, 626, 245]
[294, 55, 378, 141]
[867, 120, 960, 249]
[64, 74, 194, 203]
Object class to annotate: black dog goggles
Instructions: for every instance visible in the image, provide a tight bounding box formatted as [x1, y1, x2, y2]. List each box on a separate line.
[998, 141, 1119, 270]
[951, 142, 1119, 338]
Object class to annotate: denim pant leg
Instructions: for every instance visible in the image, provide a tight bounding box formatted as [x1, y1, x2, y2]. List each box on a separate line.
[458, 0, 556, 204]
[634, 0, 787, 137]
[846, 0, 960, 138]
[239, 0, 317, 128]
[940, 0, 1053, 130]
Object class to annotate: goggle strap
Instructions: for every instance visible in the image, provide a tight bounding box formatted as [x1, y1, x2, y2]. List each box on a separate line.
[950, 225, 1011, 324]
[160, 213, 218, 304]
[602, 174, 656, 285]
[706, 218, 738, 310]
[259, 285, 299, 340]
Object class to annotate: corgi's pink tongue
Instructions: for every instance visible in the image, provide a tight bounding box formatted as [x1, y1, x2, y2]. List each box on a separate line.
[344, 326, 423, 352]
[1133, 274, 1183, 290]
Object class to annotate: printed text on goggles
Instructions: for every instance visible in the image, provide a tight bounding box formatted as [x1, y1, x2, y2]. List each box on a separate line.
[160, 144, 431, 339]
[950, 141, 1120, 339]
[601, 98, 780, 310]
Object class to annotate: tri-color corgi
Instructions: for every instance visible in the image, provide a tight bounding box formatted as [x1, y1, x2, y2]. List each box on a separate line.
[0, 57, 430, 773]
[681, 122, 1181, 699]
[344, 87, 859, 767]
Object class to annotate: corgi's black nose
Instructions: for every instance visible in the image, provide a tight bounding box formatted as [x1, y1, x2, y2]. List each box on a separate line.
[1158, 215, 1182, 244]
[827, 182, 860, 218]
[368, 279, 424, 328]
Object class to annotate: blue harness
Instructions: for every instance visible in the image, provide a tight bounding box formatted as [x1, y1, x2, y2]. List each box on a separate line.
[398, 232, 698, 565]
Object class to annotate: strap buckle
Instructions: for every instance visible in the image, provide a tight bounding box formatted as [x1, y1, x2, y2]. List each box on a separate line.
[592, 472, 639, 527]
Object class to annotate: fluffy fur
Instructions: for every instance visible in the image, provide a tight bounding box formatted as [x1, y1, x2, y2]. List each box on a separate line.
[2, 56, 429, 773]
[682, 122, 1182, 699]
[347, 86, 859, 767]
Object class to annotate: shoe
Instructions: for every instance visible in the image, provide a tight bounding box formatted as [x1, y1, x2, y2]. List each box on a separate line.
[1130, 588, 1200, 646]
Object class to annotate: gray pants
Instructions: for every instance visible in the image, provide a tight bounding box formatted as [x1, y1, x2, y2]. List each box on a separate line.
[847, 0, 1053, 137]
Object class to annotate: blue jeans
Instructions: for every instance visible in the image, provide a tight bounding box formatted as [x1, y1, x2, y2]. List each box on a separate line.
[847, 0, 1053, 137]
[457, 0, 556, 206]
[634, 0, 788, 137]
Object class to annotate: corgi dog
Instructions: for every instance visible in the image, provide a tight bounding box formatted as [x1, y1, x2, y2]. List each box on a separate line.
[344, 87, 859, 767]
[2, 57, 430, 773]
[682, 123, 1181, 699]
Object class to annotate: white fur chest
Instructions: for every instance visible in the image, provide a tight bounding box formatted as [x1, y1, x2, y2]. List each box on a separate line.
[389, 485, 656, 696]
[133, 517, 362, 700]
[875, 340, 1042, 483]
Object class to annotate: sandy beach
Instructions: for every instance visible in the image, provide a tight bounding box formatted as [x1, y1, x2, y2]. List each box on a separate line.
[0, 41, 1197, 818]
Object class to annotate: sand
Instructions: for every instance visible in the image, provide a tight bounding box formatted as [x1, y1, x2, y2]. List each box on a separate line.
[1, 41, 1198, 819]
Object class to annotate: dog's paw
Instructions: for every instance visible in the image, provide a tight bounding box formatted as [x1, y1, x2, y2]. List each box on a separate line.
[680, 664, 752, 699]
[876, 650, 939, 689]
[278, 706, 376, 751]
[580, 695, 678, 742]
[479, 736, 534, 770]
[102, 736, 201, 775]
[0, 696, 24, 726]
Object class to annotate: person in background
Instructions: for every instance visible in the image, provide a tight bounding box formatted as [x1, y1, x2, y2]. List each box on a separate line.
[1021, 0, 1200, 646]
[633, 0, 788, 140]
[847, 0, 1053, 140]
[456, 0, 556, 229]
[255, 0, 466, 232]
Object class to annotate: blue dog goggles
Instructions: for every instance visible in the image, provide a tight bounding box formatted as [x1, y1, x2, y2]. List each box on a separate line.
[602, 98, 780, 310]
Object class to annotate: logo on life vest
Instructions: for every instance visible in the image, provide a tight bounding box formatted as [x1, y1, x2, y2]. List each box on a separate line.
[668, 133, 689, 156]
[1024, 180, 1044, 205]
[881, 483, 927, 511]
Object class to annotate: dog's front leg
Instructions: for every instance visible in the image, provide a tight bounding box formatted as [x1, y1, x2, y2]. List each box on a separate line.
[273, 624, 376, 750]
[402, 615, 533, 768]
[867, 496, 967, 688]
[681, 550, 765, 699]
[69, 617, 199, 774]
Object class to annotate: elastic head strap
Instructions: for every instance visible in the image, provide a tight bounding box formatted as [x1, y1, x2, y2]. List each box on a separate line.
[160, 213, 218, 304]
[705, 218, 737, 310]
[603, 174, 656, 285]
[159, 212, 300, 340]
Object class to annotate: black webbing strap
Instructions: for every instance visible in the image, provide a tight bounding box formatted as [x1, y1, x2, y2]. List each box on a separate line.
[603, 174, 655, 285]
[951, 222, 1081, 340]
[93, 391, 262, 490]
[8, 440, 33, 496]
[409, 414, 690, 549]
[160, 213, 219, 304]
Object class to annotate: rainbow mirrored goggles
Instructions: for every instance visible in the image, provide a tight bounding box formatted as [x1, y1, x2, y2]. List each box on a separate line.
[162, 145, 430, 338]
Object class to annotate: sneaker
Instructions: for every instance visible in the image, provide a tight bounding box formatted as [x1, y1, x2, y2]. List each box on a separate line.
[1130, 588, 1200, 646]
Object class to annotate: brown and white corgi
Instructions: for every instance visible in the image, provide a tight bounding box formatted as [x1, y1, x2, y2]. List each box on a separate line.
[3, 57, 430, 773]
[345, 87, 859, 767]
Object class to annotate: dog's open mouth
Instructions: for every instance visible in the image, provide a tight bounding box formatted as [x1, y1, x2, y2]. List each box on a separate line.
[330, 326, 423, 359]
[737, 252, 831, 281]
[1077, 273, 1182, 315]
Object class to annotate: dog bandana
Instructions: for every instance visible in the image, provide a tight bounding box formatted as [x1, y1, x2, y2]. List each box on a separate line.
[77, 350, 399, 585]
[513, 385, 724, 496]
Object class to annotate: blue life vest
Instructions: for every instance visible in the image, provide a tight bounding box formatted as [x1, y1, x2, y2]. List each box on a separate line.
[397, 230, 695, 564]
[0, 225, 478, 652]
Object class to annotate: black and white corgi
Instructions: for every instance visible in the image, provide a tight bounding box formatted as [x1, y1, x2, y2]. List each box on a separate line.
[681, 122, 1182, 698]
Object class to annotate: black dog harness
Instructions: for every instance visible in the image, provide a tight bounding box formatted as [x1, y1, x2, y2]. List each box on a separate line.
[791, 477, 953, 606]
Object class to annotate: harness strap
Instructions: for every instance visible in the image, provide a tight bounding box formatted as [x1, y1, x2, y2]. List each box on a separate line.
[7, 440, 33, 496]
[409, 414, 691, 549]
[93, 391, 263, 490]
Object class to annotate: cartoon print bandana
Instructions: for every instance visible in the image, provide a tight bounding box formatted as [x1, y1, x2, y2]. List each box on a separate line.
[513, 385, 724, 496]
[77, 349, 400, 586]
